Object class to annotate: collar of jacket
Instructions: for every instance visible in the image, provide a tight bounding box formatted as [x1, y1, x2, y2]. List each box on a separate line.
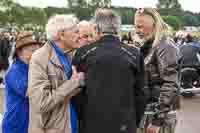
[98, 34, 121, 44]
[16, 57, 29, 70]
[143, 35, 172, 65]
[45, 42, 66, 70]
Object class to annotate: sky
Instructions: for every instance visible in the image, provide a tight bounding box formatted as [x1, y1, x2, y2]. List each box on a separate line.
[15, 0, 200, 13]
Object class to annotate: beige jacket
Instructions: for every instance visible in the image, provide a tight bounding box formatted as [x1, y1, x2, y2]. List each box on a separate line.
[28, 42, 81, 133]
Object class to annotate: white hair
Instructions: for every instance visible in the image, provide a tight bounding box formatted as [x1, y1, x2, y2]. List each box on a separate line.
[46, 14, 78, 39]
[93, 8, 121, 34]
[78, 20, 91, 27]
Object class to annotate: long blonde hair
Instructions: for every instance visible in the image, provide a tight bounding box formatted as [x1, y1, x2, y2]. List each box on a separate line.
[135, 8, 172, 47]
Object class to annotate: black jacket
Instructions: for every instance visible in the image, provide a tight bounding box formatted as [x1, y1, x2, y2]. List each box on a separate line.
[179, 41, 200, 68]
[0, 38, 11, 71]
[72, 35, 146, 133]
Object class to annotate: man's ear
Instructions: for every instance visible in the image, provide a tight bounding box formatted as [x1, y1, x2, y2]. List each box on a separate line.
[152, 28, 156, 38]
[58, 31, 65, 40]
[61, 31, 64, 37]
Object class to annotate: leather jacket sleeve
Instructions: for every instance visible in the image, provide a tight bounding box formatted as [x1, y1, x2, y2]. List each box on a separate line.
[156, 39, 179, 109]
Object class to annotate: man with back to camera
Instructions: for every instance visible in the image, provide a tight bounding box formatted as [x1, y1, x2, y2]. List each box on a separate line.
[72, 8, 147, 133]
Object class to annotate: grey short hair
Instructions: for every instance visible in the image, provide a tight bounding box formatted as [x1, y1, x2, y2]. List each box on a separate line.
[46, 14, 78, 39]
[78, 20, 91, 27]
[92, 8, 121, 34]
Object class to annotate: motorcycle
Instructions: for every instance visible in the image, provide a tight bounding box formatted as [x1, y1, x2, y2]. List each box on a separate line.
[180, 67, 200, 97]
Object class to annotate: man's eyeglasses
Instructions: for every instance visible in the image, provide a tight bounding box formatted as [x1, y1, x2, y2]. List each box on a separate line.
[79, 34, 93, 39]
[61, 25, 79, 34]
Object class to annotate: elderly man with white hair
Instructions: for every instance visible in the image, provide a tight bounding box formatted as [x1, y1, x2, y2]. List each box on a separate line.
[28, 14, 85, 133]
[78, 20, 96, 46]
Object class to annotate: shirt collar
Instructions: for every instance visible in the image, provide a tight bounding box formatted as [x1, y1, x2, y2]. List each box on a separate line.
[16, 57, 29, 69]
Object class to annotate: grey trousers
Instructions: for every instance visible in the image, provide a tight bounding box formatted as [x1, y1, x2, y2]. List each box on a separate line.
[138, 111, 177, 133]
[159, 111, 177, 133]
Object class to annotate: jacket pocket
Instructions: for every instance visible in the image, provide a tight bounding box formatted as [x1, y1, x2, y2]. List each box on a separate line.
[39, 111, 52, 128]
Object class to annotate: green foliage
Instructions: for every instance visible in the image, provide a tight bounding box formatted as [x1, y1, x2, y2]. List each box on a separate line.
[67, 0, 111, 19]
[0, 0, 200, 31]
[181, 13, 200, 26]
[158, 8, 184, 16]
[44, 7, 71, 18]
[0, 0, 15, 9]
[0, 11, 8, 25]
[113, 7, 136, 24]
[162, 16, 183, 30]
[192, 32, 200, 40]
[157, 0, 181, 9]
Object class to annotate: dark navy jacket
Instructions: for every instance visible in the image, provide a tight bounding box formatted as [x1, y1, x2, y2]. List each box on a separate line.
[73, 35, 146, 133]
[180, 41, 200, 68]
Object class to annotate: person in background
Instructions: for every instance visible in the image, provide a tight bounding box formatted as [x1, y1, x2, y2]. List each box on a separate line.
[0, 33, 11, 72]
[28, 14, 84, 133]
[128, 31, 133, 44]
[134, 8, 180, 133]
[179, 33, 200, 88]
[2, 32, 42, 133]
[121, 34, 129, 44]
[174, 30, 188, 47]
[78, 20, 96, 46]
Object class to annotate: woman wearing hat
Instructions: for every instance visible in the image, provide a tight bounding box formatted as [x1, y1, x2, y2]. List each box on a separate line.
[2, 32, 42, 133]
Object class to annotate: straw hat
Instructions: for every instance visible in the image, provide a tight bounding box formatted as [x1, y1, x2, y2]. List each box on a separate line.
[16, 32, 42, 49]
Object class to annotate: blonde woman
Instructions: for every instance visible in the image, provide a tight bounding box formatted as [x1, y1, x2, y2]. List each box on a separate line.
[134, 8, 180, 133]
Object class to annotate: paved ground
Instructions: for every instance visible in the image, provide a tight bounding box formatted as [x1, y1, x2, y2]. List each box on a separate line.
[0, 87, 200, 133]
[175, 95, 200, 133]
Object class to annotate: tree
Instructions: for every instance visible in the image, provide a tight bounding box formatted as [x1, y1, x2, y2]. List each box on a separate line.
[67, 0, 111, 8]
[66, 0, 111, 19]
[159, 8, 183, 16]
[114, 7, 135, 24]
[0, 0, 15, 9]
[1, 0, 200, 30]
[196, 13, 200, 25]
[8, 4, 25, 25]
[162, 15, 183, 30]
[157, 0, 181, 9]
[0, 11, 8, 25]
[182, 13, 200, 26]
[25, 8, 47, 26]
[44, 7, 71, 18]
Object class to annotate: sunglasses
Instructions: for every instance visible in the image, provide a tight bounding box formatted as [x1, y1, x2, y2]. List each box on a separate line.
[136, 8, 145, 14]
[136, 8, 156, 22]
